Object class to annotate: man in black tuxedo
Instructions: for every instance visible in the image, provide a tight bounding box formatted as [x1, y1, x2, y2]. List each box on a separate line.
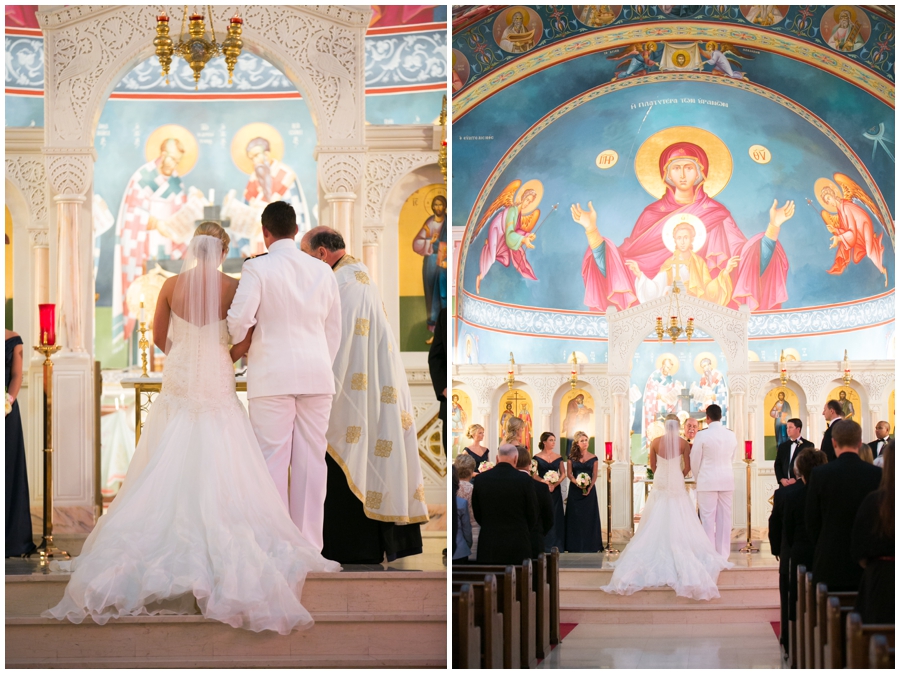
[774, 418, 815, 487]
[428, 308, 447, 452]
[516, 446, 553, 558]
[819, 399, 843, 463]
[769, 476, 803, 653]
[806, 420, 882, 590]
[867, 420, 891, 460]
[472, 444, 538, 564]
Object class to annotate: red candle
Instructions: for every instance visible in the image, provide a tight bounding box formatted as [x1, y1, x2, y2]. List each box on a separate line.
[230, 16, 243, 24]
[744, 440, 753, 461]
[38, 303, 56, 346]
[157, 14, 169, 21]
[605, 441, 613, 461]
[190, 13, 203, 21]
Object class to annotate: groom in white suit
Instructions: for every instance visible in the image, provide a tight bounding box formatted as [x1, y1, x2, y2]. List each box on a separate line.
[227, 201, 342, 550]
[690, 404, 738, 559]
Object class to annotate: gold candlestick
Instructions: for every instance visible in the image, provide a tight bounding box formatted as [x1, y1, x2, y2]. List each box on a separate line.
[739, 457, 758, 553]
[604, 458, 620, 554]
[138, 320, 150, 378]
[33, 341, 68, 561]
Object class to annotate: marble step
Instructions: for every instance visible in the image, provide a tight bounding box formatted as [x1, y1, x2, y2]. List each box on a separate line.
[560, 583, 780, 607]
[6, 571, 445, 619]
[6, 612, 446, 668]
[560, 566, 778, 587]
[561, 604, 781, 624]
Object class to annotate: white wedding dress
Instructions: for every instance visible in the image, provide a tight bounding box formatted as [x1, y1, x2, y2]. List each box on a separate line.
[44, 235, 340, 634]
[601, 420, 732, 600]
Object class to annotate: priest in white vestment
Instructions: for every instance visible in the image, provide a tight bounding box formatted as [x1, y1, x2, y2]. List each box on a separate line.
[301, 227, 429, 563]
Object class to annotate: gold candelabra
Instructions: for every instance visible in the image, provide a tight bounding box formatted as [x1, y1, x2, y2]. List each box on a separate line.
[438, 95, 447, 182]
[841, 349, 852, 386]
[154, 6, 244, 89]
[604, 458, 620, 554]
[138, 320, 150, 377]
[507, 352, 516, 390]
[739, 457, 758, 553]
[654, 283, 694, 344]
[33, 339, 68, 561]
[779, 349, 789, 386]
[569, 352, 578, 389]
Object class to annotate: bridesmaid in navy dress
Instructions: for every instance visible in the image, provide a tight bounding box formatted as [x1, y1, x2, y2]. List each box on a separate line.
[533, 432, 566, 553]
[6, 330, 37, 557]
[565, 431, 603, 552]
[463, 423, 490, 471]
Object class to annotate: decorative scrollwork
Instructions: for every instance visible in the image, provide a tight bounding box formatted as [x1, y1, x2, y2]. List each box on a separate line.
[5, 152, 49, 231]
[364, 152, 437, 226]
[319, 150, 365, 194]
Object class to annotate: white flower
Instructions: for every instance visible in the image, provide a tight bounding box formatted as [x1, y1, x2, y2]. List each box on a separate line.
[5, 392, 13, 416]
[478, 461, 494, 473]
[543, 470, 560, 484]
[530, 459, 539, 475]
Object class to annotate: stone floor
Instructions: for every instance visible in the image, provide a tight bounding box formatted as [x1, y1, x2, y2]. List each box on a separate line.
[558, 539, 778, 568]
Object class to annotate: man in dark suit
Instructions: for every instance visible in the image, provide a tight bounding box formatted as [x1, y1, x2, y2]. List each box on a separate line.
[472, 444, 538, 564]
[769, 477, 803, 653]
[867, 420, 891, 460]
[819, 399, 843, 463]
[806, 420, 882, 590]
[516, 446, 553, 558]
[774, 418, 815, 487]
[428, 308, 447, 452]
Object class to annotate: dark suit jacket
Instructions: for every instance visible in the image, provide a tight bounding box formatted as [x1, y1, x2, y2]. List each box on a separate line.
[805, 452, 882, 590]
[428, 308, 447, 447]
[530, 478, 554, 558]
[820, 419, 839, 463]
[774, 438, 815, 483]
[769, 480, 802, 568]
[867, 438, 889, 459]
[472, 462, 538, 565]
[783, 482, 815, 621]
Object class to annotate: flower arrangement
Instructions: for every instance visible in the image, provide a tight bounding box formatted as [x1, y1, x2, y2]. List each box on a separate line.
[543, 470, 560, 485]
[5, 391, 12, 416]
[646, 467, 654, 480]
[574, 472, 592, 495]
[530, 459, 539, 476]
[478, 461, 495, 473]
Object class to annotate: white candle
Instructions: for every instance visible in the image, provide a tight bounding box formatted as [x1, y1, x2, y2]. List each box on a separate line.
[208, 188, 215, 204]
[140, 293, 146, 322]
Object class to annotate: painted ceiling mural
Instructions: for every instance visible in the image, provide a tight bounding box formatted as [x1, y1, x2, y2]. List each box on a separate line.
[452, 5, 895, 365]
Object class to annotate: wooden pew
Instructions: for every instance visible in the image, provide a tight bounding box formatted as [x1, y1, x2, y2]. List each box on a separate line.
[463, 560, 537, 668]
[451, 575, 505, 669]
[532, 553, 551, 660]
[814, 584, 856, 668]
[803, 572, 817, 669]
[846, 613, 895, 669]
[823, 594, 856, 668]
[455, 567, 521, 669]
[794, 564, 807, 669]
[452, 585, 482, 669]
[548, 548, 561, 645]
[869, 634, 895, 669]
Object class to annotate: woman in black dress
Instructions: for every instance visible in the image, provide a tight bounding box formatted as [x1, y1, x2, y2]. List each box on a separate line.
[565, 431, 603, 552]
[6, 330, 37, 557]
[463, 423, 489, 471]
[851, 440, 894, 624]
[533, 432, 566, 553]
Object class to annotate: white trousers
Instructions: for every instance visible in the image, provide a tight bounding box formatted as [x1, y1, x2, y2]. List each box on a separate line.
[697, 490, 733, 559]
[249, 394, 333, 551]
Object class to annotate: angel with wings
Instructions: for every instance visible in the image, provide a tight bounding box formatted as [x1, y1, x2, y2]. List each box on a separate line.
[473, 179, 541, 295]
[608, 42, 661, 80]
[699, 41, 753, 80]
[815, 173, 891, 287]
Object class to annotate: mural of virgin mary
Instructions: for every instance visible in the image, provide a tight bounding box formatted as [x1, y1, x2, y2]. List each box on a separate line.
[571, 127, 796, 312]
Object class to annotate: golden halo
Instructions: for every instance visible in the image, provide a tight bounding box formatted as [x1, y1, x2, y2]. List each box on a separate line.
[662, 212, 707, 253]
[231, 123, 285, 176]
[634, 126, 733, 199]
[506, 6, 530, 25]
[144, 124, 198, 176]
[423, 186, 448, 215]
[645, 41, 657, 52]
[693, 351, 718, 376]
[515, 179, 543, 215]
[672, 49, 692, 67]
[832, 5, 856, 23]
[748, 350, 760, 362]
[655, 352, 680, 375]
[706, 41, 718, 51]
[783, 347, 801, 361]
[814, 177, 841, 213]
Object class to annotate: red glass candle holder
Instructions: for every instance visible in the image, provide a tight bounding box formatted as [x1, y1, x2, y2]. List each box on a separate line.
[157, 14, 169, 21]
[605, 441, 613, 461]
[190, 14, 203, 21]
[744, 440, 753, 461]
[230, 16, 243, 24]
[38, 303, 56, 346]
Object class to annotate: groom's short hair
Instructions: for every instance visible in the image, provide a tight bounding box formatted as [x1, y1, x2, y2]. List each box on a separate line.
[308, 228, 345, 253]
[832, 419, 862, 450]
[706, 404, 722, 421]
[788, 418, 802, 430]
[261, 201, 297, 238]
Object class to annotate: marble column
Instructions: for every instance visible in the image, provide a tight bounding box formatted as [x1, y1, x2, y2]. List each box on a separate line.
[806, 405, 820, 446]
[324, 191, 357, 255]
[54, 194, 86, 353]
[539, 407, 552, 445]
[868, 405, 881, 442]
[362, 226, 382, 287]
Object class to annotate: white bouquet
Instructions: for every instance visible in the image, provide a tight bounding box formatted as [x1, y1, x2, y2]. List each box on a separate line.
[530, 459, 539, 476]
[574, 472, 592, 495]
[543, 470, 560, 485]
[478, 461, 495, 473]
[5, 391, 12, 416]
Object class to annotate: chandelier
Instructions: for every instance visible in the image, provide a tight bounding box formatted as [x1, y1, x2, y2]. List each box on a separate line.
[655, 282, 694, 344]
[154, 6, 244, 89]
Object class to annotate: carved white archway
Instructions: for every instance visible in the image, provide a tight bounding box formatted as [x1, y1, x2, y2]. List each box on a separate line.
[606, 292, 751, 462]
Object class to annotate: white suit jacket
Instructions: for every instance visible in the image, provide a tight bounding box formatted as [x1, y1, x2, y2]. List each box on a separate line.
[690, 421, 738, 492]
[227, 238, 341, 399]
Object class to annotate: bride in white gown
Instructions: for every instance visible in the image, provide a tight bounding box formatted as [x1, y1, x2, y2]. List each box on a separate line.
[601, 418, 731, 600]
[44, 225, 340, 634]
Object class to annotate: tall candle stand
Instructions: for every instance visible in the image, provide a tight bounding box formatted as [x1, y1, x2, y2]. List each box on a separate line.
[739, 456, 758, 553]
[33, 338, 68, 560]
[604, 458, 620, 554]
[138, 319, 150, 378]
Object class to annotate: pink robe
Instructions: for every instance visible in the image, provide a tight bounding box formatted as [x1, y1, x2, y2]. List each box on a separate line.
[827, 199, 885, 276]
